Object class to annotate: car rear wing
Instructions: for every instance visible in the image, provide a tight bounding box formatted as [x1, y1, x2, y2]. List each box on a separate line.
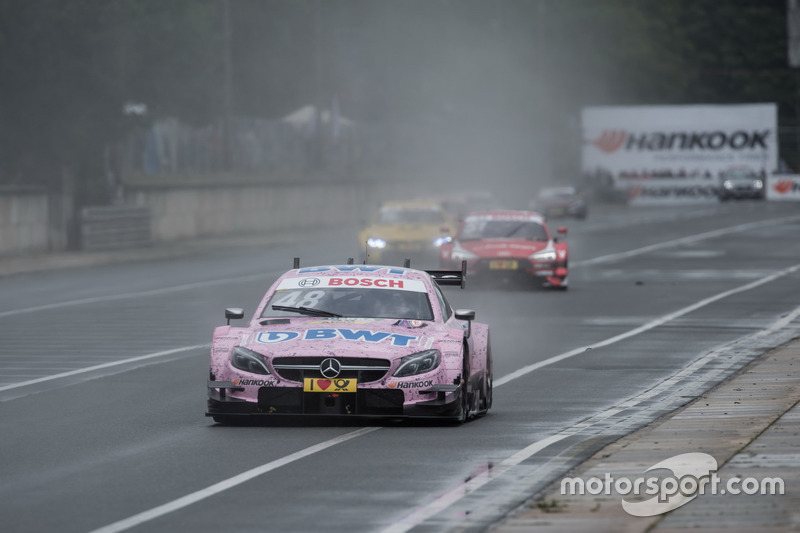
[425, 260, 467, 289]
[291, 257, 467, 288]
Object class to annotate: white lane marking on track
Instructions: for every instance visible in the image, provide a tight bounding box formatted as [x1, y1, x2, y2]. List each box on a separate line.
[86, 427, 380, 533]
[0, 344, 209, 393]
[57, 264, 800, 533]
[81, 264, 800, 533]
[2, 214, 799, 320]
[381, 303, 800, 533]
[4, 217, 800, 395]
[0, 272, 276, 319]
[495, 262, 800, 387]
[5, 216, 800, 531]
[578, 206, 727, 233]
[571, 214, 800, 267]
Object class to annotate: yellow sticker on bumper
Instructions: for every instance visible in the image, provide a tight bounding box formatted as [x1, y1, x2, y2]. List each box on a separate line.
[489, 259, 519, 270]
[303, 378, 357, 393]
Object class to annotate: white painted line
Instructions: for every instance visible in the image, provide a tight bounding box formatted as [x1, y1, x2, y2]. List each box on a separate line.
[4, 214, 800, 396]
[572, 214, 800, 267]
[495, 262, 800, 387]
[0, 344, 209, 393]
[382, 303, 800, 533]
[5, 222, 800, 396]
[87, 427, 380, 533]
[70, 262, 800, 533]
[579, 206, 723, 233]
[0, 272, 275, 319]
[3, 214, 799, 320]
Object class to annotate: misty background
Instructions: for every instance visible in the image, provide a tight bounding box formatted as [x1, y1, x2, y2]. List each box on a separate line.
[0, 0, 794, 209]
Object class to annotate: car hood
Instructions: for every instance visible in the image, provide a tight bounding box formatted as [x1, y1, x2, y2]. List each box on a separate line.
[241, 317, 446, 359]
[458, 239, 549, 258]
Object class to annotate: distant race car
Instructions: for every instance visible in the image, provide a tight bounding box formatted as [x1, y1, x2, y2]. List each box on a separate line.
[357, 200, 454, 267]
[207, 262, 492, 424]
[530, 186, 588, 219]
[718, 167, 765, 200]
[440, 210, 569, 290]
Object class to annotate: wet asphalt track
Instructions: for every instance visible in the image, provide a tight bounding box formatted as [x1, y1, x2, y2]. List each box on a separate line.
[1, 200, 799, 533]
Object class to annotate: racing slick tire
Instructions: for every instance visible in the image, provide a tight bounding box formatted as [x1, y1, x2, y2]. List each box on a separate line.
[455, 346, 471, 424]
[554, 261, 569, 291]
[478, 344, 493, 416]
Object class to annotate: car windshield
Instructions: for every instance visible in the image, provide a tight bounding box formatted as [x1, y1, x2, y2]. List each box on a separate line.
[378, 207, 445, 225]
[723, 169, 757, 181]
[539, 188, 575, 199]
[261, 287, 434, 321]
[460, 219, 548, 241]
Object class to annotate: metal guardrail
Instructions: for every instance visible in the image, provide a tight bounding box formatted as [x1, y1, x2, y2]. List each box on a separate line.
[80, 206, 152, 251]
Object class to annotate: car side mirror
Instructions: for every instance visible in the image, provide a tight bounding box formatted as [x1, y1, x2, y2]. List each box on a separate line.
[455, 309, 476, 339]
[225, 307, 244, 325]
[557, 227, 568, 235]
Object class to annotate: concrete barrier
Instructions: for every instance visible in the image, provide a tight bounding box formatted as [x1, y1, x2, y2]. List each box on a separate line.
[0, 176, 434, 256]
[126, 178, 413, 243]
[0, 191, 50, 255]
[80, 206, 152, 251]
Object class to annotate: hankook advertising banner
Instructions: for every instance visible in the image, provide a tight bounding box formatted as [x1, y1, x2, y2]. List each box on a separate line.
[582, 104, 778, 205]
[766, 174, 800, 201]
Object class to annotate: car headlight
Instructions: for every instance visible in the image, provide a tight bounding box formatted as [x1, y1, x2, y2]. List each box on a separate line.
[433, 236, 452, 247]
[393, 349, 441, 377]
[367, 238, 387, 249]
[231, 346, 271, 375]
[451, 244, 478, 261]
[753, 179, 764, 189]
[722, 180, 733, 190]
[531, 250, 556, 261]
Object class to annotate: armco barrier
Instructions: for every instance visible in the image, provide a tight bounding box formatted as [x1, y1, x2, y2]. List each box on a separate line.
[80, 206, 152, 251]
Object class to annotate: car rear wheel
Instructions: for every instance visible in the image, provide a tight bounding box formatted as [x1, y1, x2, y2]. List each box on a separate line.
[478, 346, 493, 415]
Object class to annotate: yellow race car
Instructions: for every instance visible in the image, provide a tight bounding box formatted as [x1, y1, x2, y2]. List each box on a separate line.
[358, 200, 454, 267]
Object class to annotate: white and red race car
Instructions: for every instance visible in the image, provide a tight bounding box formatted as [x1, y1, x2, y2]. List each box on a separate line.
[440, 210, 569, 290]
[207, 263, 492, 423]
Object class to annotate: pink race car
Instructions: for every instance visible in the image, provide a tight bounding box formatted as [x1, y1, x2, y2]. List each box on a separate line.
[440, 210, 569, 290]
[207, 263, 492, 424]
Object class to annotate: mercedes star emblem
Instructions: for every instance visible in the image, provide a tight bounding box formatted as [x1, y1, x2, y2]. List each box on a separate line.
[320, 358, 342, 378]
